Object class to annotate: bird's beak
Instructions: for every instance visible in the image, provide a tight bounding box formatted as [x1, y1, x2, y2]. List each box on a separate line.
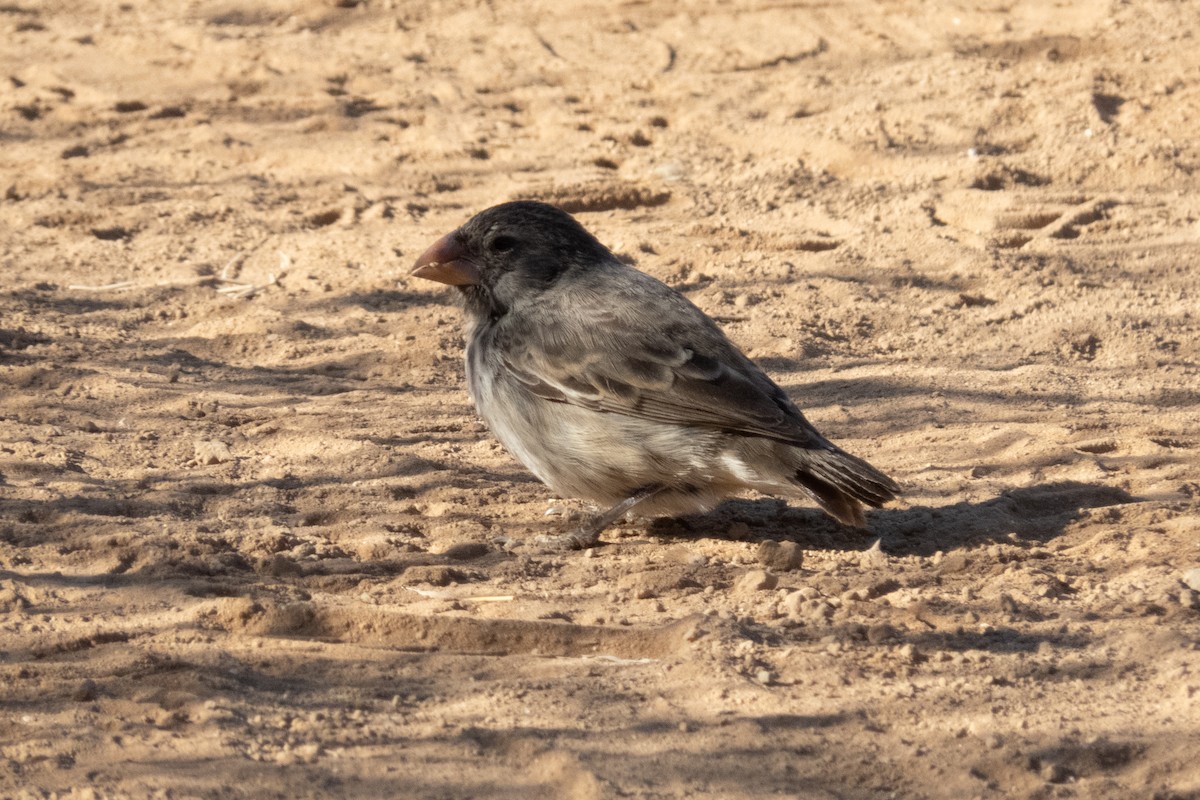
[411, 232, 482, 286]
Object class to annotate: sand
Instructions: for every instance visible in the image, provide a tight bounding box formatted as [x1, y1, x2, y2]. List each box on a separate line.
[2, 0, 1199, 797]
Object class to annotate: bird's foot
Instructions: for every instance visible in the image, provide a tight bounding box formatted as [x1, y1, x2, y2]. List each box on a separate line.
[533, 518, 605, 552]
[532, 487, 666, 553]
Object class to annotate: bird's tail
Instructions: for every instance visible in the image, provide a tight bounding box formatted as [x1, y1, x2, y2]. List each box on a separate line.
[789, 447, 901, 528]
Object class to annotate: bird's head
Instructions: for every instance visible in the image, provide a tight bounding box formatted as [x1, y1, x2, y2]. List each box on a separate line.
[411, 201, 611, 318]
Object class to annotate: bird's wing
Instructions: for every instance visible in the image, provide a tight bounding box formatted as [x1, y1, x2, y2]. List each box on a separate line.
[496, 287, 826, 449]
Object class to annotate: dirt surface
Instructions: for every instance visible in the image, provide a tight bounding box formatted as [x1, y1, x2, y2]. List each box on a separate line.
[3, 1, 1200, 798]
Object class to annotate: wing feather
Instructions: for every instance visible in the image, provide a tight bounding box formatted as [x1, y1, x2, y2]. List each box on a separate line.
[496, 289, 826, 449]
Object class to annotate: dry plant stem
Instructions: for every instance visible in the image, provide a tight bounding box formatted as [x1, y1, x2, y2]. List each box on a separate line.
[67, 252, 291, 298]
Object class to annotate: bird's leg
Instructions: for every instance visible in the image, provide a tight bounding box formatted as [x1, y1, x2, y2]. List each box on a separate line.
[537, 485, 666, 551]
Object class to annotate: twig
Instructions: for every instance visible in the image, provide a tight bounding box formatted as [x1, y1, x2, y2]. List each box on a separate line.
[218, 251, 247, 281]
[66, 280, 138, 291]
[217, 251, 291, 299]
[579, 655, 658, 665]
[70, 251, 292, 299]
[405, 587, 516, 603]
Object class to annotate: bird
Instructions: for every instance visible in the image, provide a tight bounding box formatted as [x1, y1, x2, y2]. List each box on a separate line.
[411, 200, 899, 548]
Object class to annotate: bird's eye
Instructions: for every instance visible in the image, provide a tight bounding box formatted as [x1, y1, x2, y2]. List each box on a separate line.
[490, 235, 517, 254]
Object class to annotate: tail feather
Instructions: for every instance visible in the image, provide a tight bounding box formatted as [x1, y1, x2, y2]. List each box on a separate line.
[791, 470, 868, 527]
[790, 448, 901, 528]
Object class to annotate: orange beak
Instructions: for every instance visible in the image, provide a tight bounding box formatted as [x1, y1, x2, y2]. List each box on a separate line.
[411, 232, 482, 286]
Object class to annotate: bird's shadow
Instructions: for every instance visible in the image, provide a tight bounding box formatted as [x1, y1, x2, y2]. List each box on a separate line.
[642, 480, 1133, 556]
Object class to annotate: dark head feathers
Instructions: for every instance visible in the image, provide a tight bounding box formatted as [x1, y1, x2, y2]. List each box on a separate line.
[458, 201, 610, 265]
[413, 201, 613, 318]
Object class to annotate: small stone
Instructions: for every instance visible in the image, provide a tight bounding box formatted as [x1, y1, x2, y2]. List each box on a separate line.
[755, 669, 773, 685]
[262, 554, 301, 577]
[867, 623, 899, 644]
[72, 679, 98, 702]
[781, 591, 806, 617]
[1039, 761, 1072, 784]
[735, 569, 778, 593]
[756, 540, 804, 571]
[809, 601, 834, 622]
[938, 553, 971, 574]
[439, 542, 490, 561]
[295, 743, 321, 763]
[402, 565, 464, 586]
[1182, 568, 1200, 593]
[664, 545, 706, 567]
[193, 439, 233, 465]
[868, 578, 901, 598]
[620, 569, 700, 600]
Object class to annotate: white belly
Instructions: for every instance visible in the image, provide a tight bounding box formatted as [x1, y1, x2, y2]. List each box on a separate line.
[465, 339, 793, 515]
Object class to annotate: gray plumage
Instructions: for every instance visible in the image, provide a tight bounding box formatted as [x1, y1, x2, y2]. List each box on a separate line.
[412, 201, 899, 543]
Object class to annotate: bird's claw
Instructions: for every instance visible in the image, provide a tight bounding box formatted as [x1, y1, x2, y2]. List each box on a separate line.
[533, 521, 603, 552]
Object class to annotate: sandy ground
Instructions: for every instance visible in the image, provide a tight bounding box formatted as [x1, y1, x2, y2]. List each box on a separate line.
[2, 0, 1200, 797]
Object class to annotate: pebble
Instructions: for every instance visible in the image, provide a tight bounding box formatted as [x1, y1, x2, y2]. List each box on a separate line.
[937, 553, 971, 574]
[1182, 568, 1200, 593]
[193, 439, 233, 465]
[781, 591, 806, 617]
[402, 565, 464, 586]
[263, 554, 301, 577]
[870, 578, 901, 598]
[756, 540, 804, 571]
[735, 569, 778, 593]
[665, 545, 707, 567]
[1039, 761, 1072, 784]
[439, 542, 490, 561]
[422, 502, 456, 518]
[72, 679, 98, 702]
[809, 601, 834, 622]
[295, 743, 322, 762]
[867, 623, 899, 644]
